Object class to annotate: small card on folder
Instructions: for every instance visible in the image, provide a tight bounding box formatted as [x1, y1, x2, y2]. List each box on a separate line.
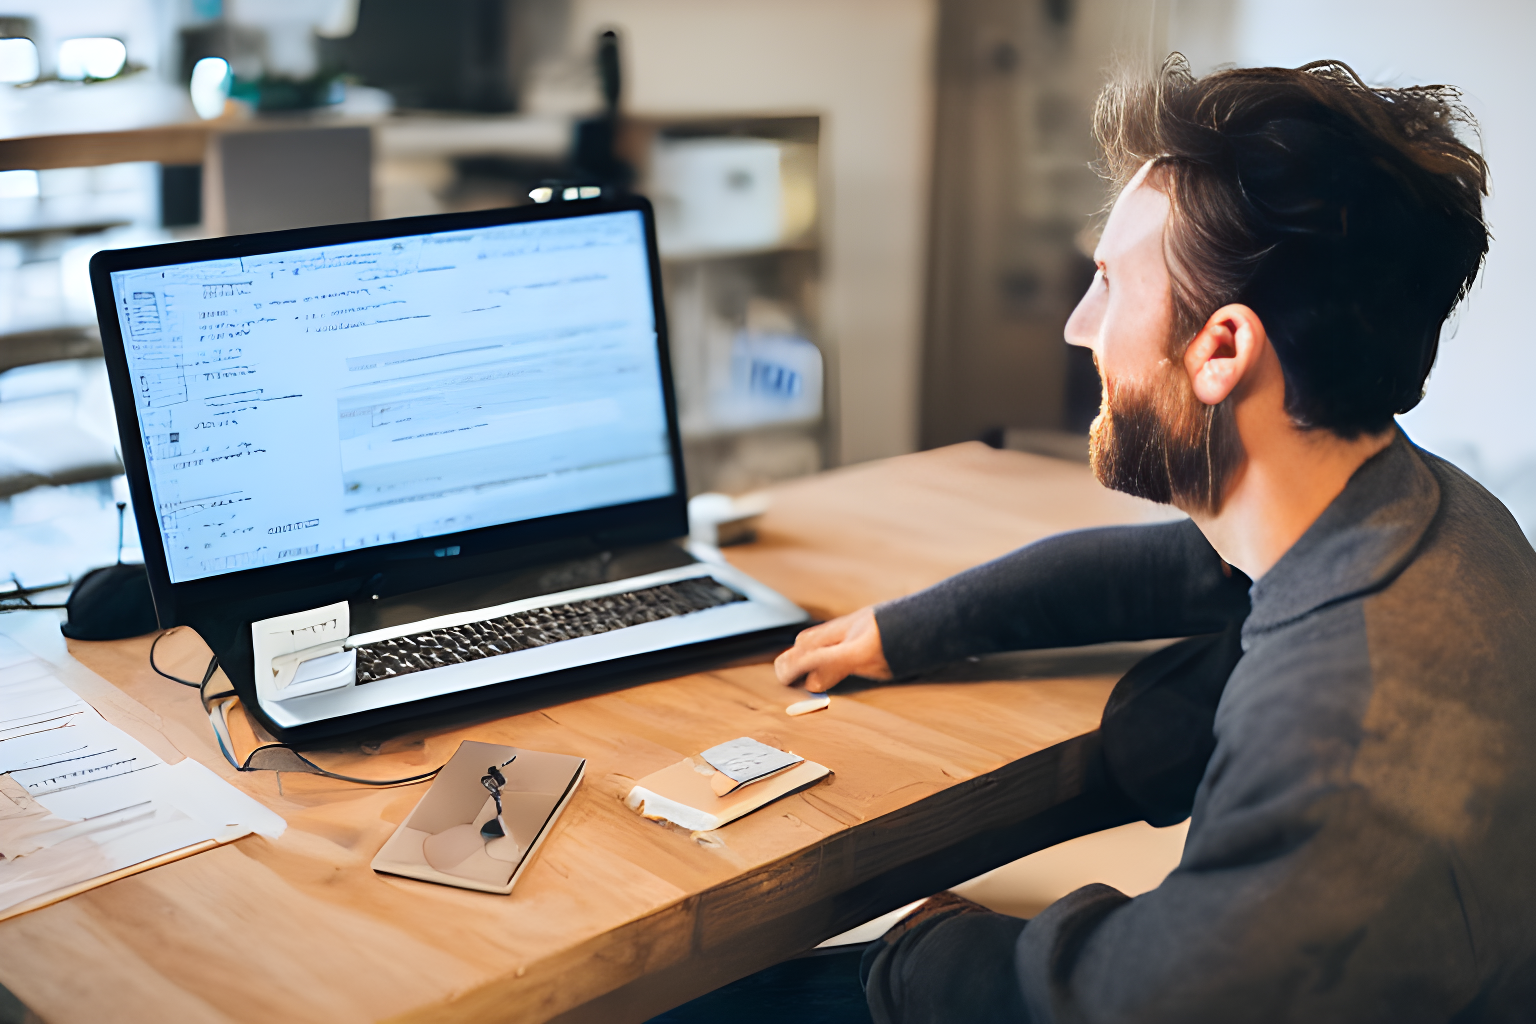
[372, 740, 584, 895]
[625, 738, 828, 832]
[701, 736, 804, 794]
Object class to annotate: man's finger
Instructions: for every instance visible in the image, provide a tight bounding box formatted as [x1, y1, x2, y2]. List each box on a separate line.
[773, 647, 805, 684]
[775, 621, 847, 682]
[779, 642, 844, 688]
[775, 641, 827, 684]
[804, 662, 846, 693]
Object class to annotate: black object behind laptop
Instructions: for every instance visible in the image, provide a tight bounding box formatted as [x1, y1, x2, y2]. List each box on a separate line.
[89, 195, 808, 742]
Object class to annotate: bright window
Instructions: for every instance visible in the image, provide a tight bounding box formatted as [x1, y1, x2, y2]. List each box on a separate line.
[57, 37, 127, 81]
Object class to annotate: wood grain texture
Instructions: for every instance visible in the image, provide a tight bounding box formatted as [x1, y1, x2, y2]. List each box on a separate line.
[0, 444, 1171, 1024]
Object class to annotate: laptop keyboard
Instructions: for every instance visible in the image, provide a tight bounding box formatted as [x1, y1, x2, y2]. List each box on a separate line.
[353, 577, 747, 684]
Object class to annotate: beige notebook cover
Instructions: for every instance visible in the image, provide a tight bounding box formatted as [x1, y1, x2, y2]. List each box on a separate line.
[372, 740, 584, 895]
[624, 746, 829, 832]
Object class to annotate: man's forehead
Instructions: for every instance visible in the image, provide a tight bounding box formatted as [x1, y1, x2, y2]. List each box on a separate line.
[1096, 168, 1170, 263]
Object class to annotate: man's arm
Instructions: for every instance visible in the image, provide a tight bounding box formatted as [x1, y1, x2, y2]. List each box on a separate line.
[877, 518, 1250, 676]
[776, 518, 1250, 691]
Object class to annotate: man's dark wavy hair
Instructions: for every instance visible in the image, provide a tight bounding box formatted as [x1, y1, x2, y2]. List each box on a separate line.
[1095, 56, 1490, 438]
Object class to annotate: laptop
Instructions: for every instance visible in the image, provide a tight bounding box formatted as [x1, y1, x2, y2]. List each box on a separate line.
[89, 195, 809, 742]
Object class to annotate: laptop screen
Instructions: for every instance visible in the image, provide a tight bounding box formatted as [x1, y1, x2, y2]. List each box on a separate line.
[108, 209, 675, 585]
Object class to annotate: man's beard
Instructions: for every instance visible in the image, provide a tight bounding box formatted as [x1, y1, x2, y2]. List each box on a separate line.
[1088, 361, 1244, 516]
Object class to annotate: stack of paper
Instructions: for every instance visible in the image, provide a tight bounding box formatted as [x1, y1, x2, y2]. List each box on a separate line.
[0, 634, 285, 919]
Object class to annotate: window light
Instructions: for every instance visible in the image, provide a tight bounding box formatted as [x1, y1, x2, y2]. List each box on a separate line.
[190, 57, 231, 119]
[0, 37, 39, 84]
[57, 37, 127, 81]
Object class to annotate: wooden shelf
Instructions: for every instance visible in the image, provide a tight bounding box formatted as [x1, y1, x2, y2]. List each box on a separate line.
[0, 78, 571, 171]
[659, 238, 818, 264]
[0, 326, 100, 374]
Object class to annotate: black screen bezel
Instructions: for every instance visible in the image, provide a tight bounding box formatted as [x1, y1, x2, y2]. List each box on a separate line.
[90, 195, 688, 628]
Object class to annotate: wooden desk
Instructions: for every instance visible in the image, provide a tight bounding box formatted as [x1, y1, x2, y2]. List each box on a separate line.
[0, 443, 1171, 1024]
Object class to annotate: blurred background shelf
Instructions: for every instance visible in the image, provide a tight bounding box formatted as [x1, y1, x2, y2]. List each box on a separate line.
[2, 0, 1531, 594]
[0, 3, 842, 589]
[0, 326, 101, 374]
[628, 112, 828, 495]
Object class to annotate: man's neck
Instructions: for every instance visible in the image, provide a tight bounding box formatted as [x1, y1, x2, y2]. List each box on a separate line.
[1188, 422, 1395, 581]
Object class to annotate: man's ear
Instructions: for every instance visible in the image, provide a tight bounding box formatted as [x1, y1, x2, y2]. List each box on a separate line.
[1183, 303, 1268, 406]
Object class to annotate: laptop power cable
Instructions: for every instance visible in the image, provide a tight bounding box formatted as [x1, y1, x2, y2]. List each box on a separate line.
[149, 629, 443, 787]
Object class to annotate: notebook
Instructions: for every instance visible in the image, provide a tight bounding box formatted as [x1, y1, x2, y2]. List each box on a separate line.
[372, 740, 583, 895]
[624, 737, 829, 833]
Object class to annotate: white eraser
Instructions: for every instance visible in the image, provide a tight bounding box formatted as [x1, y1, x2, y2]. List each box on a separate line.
[785, 692, 831, 716]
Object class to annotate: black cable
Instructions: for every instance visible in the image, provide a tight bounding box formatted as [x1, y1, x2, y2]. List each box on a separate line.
[149, 629, 217, 688]
[263, 752, 442, 787]
[152, 628, 442, 787]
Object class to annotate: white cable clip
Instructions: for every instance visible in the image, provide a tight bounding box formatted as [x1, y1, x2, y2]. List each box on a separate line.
[251, 601, 357, 701]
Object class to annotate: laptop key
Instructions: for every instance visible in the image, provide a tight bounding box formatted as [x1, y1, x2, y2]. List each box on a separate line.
[353, 578, 747, 684]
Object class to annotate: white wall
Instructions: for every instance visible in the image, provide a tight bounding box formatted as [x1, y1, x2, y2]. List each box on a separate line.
[1213, 0, 1536, 535]
[569, 0, 937, 465]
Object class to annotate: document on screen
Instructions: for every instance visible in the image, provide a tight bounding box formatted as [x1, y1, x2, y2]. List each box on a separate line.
[110, 211, 675, 585]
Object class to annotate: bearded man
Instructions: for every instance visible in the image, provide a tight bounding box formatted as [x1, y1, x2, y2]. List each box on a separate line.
[775, 57, 1536, 1022]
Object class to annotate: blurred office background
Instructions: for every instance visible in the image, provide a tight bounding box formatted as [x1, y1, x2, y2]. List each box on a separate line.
[1, 0, 1532, 595]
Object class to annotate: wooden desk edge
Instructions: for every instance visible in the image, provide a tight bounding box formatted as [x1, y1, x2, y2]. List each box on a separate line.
[391, 731, 1108, 1024]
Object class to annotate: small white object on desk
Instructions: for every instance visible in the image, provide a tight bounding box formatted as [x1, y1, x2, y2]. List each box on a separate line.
[688, 491, 770, 548]
[786, 692, 830, 717]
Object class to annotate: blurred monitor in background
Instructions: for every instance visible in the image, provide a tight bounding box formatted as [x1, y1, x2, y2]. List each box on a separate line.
[323, 0, 567, 112]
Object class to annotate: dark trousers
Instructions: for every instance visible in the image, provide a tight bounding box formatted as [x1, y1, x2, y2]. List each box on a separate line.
[861, 910, 1031, 1024]
[859, 624, 1246, 1024]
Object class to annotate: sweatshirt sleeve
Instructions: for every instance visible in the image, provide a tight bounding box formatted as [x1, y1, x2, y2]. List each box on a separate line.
[873, 518, 1251, 677]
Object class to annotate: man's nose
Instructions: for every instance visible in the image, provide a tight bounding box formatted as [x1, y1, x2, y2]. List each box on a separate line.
[1064, 301, 1096, 350]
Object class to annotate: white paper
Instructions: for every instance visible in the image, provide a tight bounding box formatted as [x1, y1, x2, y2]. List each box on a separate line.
[156, 759, 287, 840]
[0, 635, 287, 915]
[35, 761, 167, 821]
[0, 637, 34, 671]
[0, 722, 95, 773]
[0, 804, 215, 912]
[7, 715, 166, 804]
[624, 785, 720, 832]
[0, 671, 93, 734]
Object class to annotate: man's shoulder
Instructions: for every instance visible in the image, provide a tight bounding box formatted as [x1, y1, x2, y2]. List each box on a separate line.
[1215, 444, 1536, 834]
[1391, 444, 1536, 616]
[1412, 445, 1535, 563]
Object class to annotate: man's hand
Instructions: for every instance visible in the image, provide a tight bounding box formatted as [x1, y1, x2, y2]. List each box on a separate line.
[774, 606, 892, 693]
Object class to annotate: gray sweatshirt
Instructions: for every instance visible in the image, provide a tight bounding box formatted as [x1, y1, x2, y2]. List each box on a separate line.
[875, 433, 1536, 1021]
